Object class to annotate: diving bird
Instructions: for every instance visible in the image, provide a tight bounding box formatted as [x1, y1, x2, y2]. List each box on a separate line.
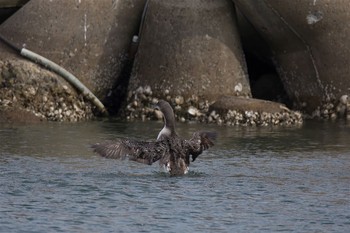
[92, 100, 216, 176]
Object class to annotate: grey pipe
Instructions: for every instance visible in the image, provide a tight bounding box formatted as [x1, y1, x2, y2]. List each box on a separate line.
[20, 48, 108, 116]
[0, 34, 108, 116]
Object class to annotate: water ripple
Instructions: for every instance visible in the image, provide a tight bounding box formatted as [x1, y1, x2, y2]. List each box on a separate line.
[0, 121, 350, 232]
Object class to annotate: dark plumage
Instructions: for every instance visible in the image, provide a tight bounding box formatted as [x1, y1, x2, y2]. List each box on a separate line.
[92, 100, 216, 176]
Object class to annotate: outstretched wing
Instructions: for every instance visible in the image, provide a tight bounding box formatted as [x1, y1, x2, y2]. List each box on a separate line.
[187, 131, 217, 162]
[92, 139, 169, 165]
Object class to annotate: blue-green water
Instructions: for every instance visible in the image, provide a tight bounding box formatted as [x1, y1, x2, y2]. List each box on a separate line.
[0, 120, 349, 232]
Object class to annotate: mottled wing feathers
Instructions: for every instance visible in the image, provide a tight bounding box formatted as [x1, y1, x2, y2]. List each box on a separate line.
[187, 131, 217, 162]
[92, 139, 168, 165]
[92, 131, 216, 166]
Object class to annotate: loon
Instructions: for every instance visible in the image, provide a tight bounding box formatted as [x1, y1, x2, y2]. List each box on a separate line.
[92, 100, 216, 176]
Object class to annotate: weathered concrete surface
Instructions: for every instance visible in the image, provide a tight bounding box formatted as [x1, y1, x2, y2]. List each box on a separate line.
[122, 93, 303, 126]
[0, 0, 146, 99]
[128, 0, 250, 106]
[0, 60, 93, 122]
[0, 107, 44, 124]
[233, 0, 350, 117]
[208, 96, 303, 126]
[210, 96, 287, 114]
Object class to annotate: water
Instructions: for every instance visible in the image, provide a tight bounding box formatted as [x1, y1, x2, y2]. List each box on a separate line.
[0, 120, 349, 232]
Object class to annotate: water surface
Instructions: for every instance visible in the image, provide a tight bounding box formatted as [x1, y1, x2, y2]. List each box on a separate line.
[0, 120, 349, 232]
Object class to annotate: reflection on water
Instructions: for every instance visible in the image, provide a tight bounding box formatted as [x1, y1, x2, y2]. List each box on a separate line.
[0, 120, 349, 232]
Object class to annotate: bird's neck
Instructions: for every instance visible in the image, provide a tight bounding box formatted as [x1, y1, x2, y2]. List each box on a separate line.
[157, 115, 176, 141]
[157, 126, 171, 140]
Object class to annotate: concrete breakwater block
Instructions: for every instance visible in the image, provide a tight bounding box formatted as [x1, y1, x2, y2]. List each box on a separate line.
[0, 59, 94, 122]
[233, 0, 350, 118]
[128, 0, 251, 106]
[0, 0, 146, 121]
[208, 96, 303, 126]
[0, 0, 146, 100]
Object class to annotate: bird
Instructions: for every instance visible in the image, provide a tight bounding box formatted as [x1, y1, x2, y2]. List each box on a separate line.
[92, 100, 216, 176]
